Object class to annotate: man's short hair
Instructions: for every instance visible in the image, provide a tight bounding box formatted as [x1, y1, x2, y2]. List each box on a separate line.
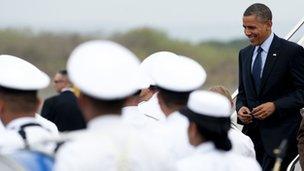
[157, 87, 190, 108]
[84, 93, 126, 113]
[0, 86, 39, 114]
[243, 3, 272, 22]
[58, 69, 68, 76]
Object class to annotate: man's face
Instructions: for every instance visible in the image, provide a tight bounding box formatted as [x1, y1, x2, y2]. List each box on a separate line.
[243, 15, 272, 46]
[53, 73, 68, 93]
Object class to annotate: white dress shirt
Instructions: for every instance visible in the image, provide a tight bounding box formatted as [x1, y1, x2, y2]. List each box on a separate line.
[176, 142, 261, 171]
[251, 32, 274, 77]
[160, 111, 195, 160]
[54, 115, 175, 171]
[229, 124, 256, 158]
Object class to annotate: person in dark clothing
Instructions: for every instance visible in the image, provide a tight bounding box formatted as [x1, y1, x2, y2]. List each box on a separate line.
[236, 3, 304, 170]
[41, 70, 86, 132]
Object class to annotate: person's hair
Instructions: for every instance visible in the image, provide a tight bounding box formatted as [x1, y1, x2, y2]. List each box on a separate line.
[58, 69, 68, 76]
[0, 86, 39, 114]
[196, 122, 232, 151]
[157, 87, 190, 108]
[85, 94, 126, 113]
[208, 85, 232, 104]
[57, 69, 72, 85]
[243, 3, 272, 22]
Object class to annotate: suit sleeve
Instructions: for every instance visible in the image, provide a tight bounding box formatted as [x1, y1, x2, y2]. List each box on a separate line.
[41, 98, 55, 121]
[273, 45, 304, 110]
[236, 50, 248, 113]
[236, 50, 248, 125]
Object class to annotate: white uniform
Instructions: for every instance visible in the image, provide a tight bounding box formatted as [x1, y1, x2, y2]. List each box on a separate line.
[0, 114, 58, 134]
[161, 111, 194, 160]
[122, 106, 159, 129]
[0, 117, 58, 154]
[138, 93, 166, 121]
[229, 124, 256, 158]
[54, 115, 175, 171]
[176, 142, 261, 171]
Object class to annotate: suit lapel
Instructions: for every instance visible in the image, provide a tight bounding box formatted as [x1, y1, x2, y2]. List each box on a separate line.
[259, 35, 281, 94]
[244, 46, 257, 95]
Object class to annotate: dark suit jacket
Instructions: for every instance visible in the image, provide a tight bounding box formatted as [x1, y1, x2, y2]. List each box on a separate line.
[236, 35, 304, 157]
[41, 90, 86, 132]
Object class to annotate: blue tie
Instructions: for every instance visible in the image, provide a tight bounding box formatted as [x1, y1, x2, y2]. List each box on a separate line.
[252, 47, 263, 90]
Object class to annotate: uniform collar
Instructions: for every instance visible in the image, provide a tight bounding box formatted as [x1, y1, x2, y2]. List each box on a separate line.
[122, 106, 139, 115]
[196, 142, 216, 153]
[6, 117, 37, 130]
[88, 115, 121, 130]
[61, 87, 73, 93]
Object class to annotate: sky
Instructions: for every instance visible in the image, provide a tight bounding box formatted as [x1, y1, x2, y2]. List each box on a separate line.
[0, 0, 303, 42]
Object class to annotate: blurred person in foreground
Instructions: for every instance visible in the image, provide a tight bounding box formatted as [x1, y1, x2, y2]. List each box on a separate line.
[54, 40, 174, 171]
[148, 52, 206, 160]
[0, 55, 58, 152]
[209, 85, 255, 158]
[236, 3, 304, 170]
[41, 70, 86, 132]
[176, 90, 261, 171]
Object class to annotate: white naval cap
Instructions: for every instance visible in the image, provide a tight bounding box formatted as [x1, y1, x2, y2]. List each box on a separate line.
[140, 51, 178, 87]
[0, 55, 50, 90]
[187, 90, 231, 117]
[151, 55, 206, 92]
[67, 40, 142, 100]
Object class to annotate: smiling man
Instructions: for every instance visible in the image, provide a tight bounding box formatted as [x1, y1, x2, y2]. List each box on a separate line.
[236, 3, 304, 170]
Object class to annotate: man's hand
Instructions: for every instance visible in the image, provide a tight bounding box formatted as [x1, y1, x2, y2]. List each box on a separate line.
[251, 102, 276, 120]
[237, 106, 253, 124]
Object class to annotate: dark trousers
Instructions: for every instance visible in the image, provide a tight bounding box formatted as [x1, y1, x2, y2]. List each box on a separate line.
[249, 130, 298, 171]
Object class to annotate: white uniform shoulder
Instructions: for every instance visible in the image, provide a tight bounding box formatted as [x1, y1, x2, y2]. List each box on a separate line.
[35, 114, 59, 134]
[55, 115, 175, 171]
[176, 143, 261, 171]
[228, 127, 256, 158]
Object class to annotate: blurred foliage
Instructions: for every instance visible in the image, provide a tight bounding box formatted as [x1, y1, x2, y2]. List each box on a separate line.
[0, 27, 248, 97]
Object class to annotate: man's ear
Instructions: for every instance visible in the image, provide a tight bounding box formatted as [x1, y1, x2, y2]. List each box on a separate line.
[266, 20, 272, 31]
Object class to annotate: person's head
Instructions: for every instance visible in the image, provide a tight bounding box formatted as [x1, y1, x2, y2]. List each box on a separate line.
[0, 55, 50, 125]
[150, 53, 206, 116]
[67, 40, 142, 122]
[0, 88, 40, 125]
[180, 90, 232, 151]
[78, 92, 126, 122]
[243, 3, 272, 46]
[208, 85, 233, 107]
[53, 70, 70, 93]
[157, 87, 191, 115]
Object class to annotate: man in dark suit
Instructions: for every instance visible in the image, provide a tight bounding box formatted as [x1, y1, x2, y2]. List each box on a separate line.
[41, 70, 86, 132]
[236, 3, 304, 170]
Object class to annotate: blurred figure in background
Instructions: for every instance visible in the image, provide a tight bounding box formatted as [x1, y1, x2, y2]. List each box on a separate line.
[176, 90, 261, 171]
[209, 85, 255, 158]
[41, 70, 86, 132]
